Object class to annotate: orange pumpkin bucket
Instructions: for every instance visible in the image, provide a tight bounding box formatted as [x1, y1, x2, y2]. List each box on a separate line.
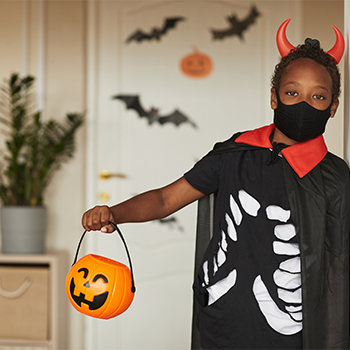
[66, 222, 136, 319]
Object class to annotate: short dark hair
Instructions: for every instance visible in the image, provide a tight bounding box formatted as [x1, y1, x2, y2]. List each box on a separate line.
[271, 38, 341, 101]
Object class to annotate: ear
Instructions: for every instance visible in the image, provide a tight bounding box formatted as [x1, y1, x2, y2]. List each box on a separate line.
[330, 98, 339, 118]
[271, 88, 278, 110]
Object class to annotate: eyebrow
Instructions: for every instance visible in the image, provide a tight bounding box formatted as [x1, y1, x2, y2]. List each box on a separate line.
[283, 81, 299, 86]
[283, 81, 329, 92]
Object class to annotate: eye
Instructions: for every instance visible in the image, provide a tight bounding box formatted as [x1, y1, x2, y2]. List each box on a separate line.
[78, 267, 89, 278]
[313, 94, 325, 100]
[93, 274, 108, 283]
[286, 91, 298, 97]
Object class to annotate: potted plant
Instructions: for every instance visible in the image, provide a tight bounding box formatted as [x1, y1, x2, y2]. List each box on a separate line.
[0, 73, 84, 254]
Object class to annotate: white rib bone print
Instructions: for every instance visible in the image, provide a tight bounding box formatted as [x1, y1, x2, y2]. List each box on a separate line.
[201, 189, 302, 334]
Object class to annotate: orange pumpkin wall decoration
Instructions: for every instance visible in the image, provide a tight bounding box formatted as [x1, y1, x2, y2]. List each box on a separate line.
[66, 223, 135, 319]
[180, 46, 213, 78]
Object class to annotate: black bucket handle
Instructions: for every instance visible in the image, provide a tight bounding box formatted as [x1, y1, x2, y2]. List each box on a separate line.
[72, 221, 136, 293]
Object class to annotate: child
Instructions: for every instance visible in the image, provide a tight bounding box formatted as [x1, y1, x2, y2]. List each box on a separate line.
[82, 20, 349, 350]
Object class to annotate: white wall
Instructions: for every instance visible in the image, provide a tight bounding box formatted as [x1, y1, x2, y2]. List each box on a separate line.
[301, 0, 345, 157]
[43, 2, 87, 349]
[0, 1, 86, 349]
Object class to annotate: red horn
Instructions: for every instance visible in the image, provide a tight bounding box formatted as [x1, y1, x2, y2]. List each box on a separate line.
[276, 19, 296, 58]
[325, 25, 344, 64]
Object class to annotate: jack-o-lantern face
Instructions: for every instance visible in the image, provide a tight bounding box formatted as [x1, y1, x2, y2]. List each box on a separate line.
[69, 268, 109, 310]
[180, 47, 213, 78]
[66, 254, 134, 319]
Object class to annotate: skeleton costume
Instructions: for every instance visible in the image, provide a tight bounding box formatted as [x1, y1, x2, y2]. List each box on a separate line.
[186, 125, 349, 349]
[186, 19, 348, 350]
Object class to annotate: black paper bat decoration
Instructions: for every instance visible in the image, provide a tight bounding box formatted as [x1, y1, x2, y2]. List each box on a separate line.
[157, 217, 184, 232]
[211, 5, 260, 41]
[113, 95, 197, 128]
[125, 17, 185, 44]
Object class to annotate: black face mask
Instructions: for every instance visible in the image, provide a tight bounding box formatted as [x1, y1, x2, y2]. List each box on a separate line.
[273, 92, 332, 142]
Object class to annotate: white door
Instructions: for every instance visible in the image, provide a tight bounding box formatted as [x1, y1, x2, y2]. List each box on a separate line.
[85, 1, 302, 349]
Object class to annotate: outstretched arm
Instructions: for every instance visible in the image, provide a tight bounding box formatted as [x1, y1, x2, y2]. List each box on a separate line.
[82, 176, 205, 233]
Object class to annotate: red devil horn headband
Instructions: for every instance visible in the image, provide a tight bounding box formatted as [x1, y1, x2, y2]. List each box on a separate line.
[276, 18, 345, 64]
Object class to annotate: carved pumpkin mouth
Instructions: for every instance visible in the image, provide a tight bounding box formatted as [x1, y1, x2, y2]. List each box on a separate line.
[186, 67, 207, 75]
[70, 278, 109, 311]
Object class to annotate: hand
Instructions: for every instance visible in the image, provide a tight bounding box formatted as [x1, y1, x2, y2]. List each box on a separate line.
[82, 205, 116, 233]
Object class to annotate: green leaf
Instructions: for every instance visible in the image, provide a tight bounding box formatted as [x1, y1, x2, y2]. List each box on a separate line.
[0, 72, 84, 206]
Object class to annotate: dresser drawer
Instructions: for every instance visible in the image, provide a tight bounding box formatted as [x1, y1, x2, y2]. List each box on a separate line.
[0, 264, 49, 341]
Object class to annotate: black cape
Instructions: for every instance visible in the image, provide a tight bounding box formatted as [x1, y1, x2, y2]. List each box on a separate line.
[191, 132, 350, 350]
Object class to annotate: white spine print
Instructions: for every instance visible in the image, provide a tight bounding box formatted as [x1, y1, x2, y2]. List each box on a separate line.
[274, 224, 296, 241]
[266, 205, 290, 222]
[286, 305, 302, 312]
[278, 288, 302, 304]
[273, 269, 301, 290]
[273, 242, 300, 255]
[280, 257, 301, 273]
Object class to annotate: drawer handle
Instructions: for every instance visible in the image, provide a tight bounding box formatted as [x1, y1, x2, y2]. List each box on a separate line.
[0, 278, 32, 298]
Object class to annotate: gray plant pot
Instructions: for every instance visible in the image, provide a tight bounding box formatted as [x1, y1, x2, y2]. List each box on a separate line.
[0, 206, 47, 254]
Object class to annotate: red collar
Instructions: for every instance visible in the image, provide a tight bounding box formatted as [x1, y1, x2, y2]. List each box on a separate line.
[235, 124, 328, 178]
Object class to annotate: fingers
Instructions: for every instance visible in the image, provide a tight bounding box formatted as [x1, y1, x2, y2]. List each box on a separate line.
[100, 223, 115, 234]
[82, 205, 116, 233]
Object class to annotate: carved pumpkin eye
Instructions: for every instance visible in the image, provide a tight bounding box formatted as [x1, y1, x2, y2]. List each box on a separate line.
[93, 274, 108, 283]
[78, 267, 89, 278]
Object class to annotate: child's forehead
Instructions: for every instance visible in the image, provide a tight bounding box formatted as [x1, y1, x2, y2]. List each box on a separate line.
[282, 58, 331, 83]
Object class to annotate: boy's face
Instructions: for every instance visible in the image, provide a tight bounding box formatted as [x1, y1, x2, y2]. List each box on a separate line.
[271, 58, 339, 118]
